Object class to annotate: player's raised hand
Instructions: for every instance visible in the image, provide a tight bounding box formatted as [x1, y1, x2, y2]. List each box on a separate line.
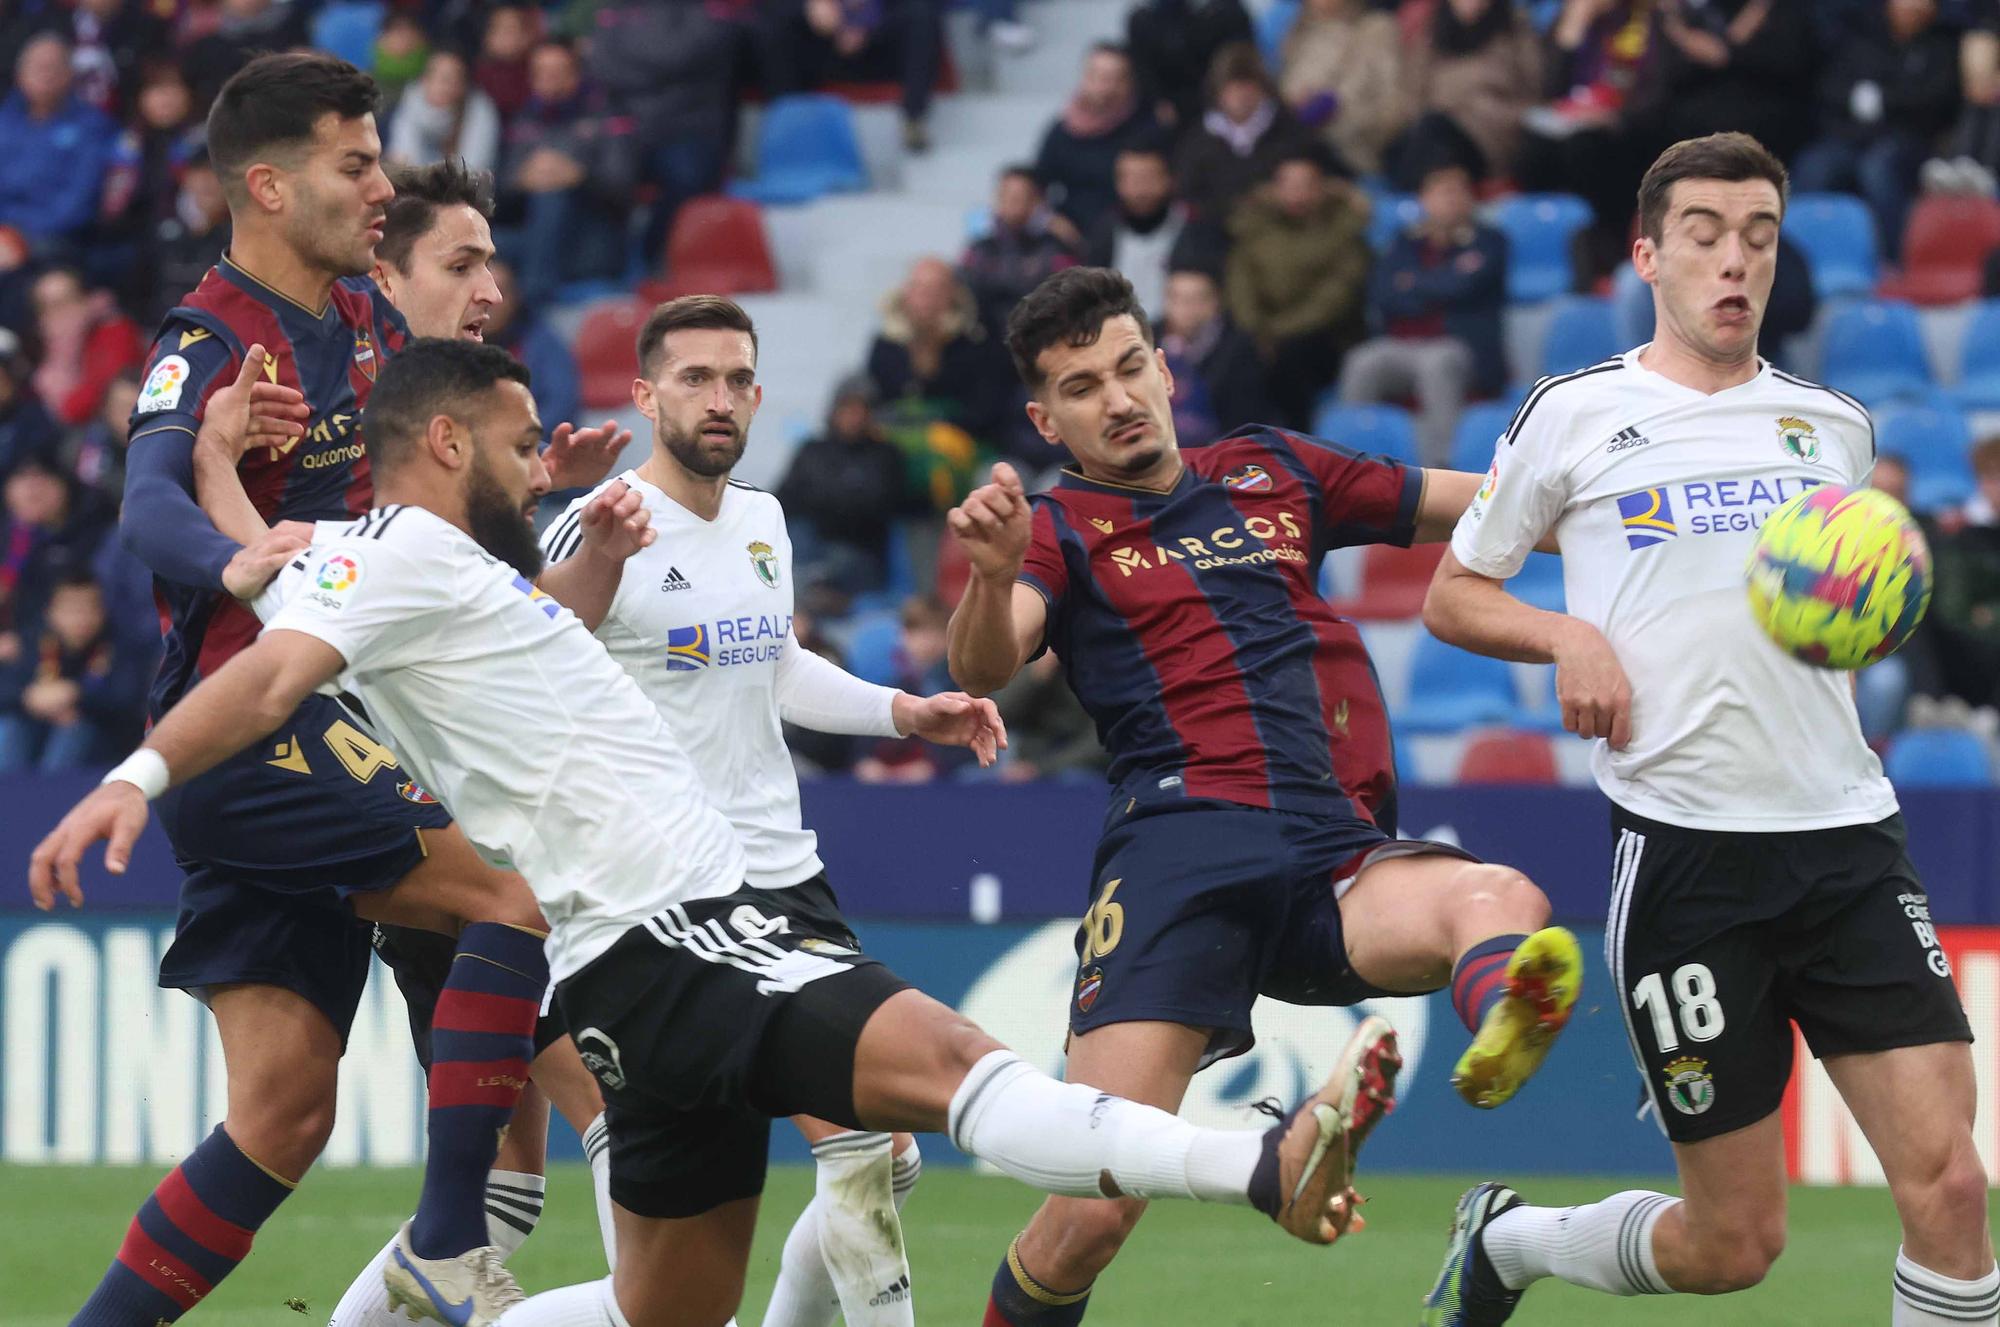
[892, 690, 1010, 766]
[544, 420, 633, 491]
[221, 520, 315, 601]
[578, 479, 655, 562]
[1551, 618, 1634, 749]
[197, 344, 309, 462]
[948, 462, 1033, 580]
[27, 782, 151, 911]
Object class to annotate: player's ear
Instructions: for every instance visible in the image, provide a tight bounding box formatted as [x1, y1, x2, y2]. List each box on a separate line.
[425, 413, 466, 468]
[1633, 234, 1658, 284]
[1153, 346, 1174, 398]
[1024, 396, 1061, 448]
[631, 375, 656, 421]
[243, 162, 285, 217]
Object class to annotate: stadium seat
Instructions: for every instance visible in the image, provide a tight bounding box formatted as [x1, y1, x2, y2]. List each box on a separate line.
[842, 611, 903, 688]
[1448, 399, 1522, 472]
[1509, 551, 1565, 613]
[641, 195, 779, 301]
[1537, 295, 1619, 378]
[1326, 542, 1445, 620]
[1949, 299, 2000, 412]
[1782, 193, 1879, 299]
[1456, 728, 1559, 784]
[1256, 0, 1300, 65]
[1310, 401, 1421, 465]
[1816, 300, 1932, 407]
[311, 2, 384, 69]
[729, 96, 868, 206]
[573, 299, 649, 410]
[1884, 729, 1995, 788]
[1489, 193, 1592, 303]
[1397, 633, 1526, 733]
[1878, 195, 2000, 306]
[1366, 194, 1423, 252]
[1875, 401, 1977, 511]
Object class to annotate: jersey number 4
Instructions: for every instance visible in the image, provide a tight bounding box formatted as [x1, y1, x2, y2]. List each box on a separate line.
[1631, 963, 1726, 1052]
[323, 718, 399, 783]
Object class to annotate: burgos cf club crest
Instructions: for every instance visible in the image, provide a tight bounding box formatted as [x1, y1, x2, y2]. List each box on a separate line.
[1223, 463, 1273, 492]
[1663, 1056, 1715, 1116]
[1616, 488, 1678, 549]
[747, 540, 780, 588]
[1777, 415, 1820, 463]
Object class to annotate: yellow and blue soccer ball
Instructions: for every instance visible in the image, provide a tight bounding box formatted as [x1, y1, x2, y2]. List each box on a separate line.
[1746, 484, 1932, 669]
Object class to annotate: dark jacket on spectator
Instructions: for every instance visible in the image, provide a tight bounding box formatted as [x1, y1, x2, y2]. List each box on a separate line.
[498, 316, 581, 449]
[1035, 103, 1164, 235]
[866, 290, 1017, 454]
[146, 214, 229, 327]
[959, 221, 1078, 339]
[1369, 219, 1508, 394]
[1812, 9, 1959, 146]
[1224, 189, 1370, 347]
[586, 0, 738, 147]
[1174, 105, 1320, 226]
[1125, 0, 1254, 132]
[0, 616, 150, 744]
[1628, 0, 1814, 160]
[0, 487, 110, 641]
[1159, 310, 1272, 440]
[500, 82, 638, 208]
[183, 3, 311, 108]
[777, 425, 912, 568]
[0, 393, 60, 480]
[0, 91, 116, 242]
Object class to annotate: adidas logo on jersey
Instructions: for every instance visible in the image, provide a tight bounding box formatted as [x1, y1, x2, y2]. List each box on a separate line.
[659, 567, 692, 592]
[1604, 426, 1652, 454]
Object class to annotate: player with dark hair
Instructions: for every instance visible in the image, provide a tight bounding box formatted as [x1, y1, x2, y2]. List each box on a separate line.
[1419, 131, 1990, 1327]
[945, 265, 1585, 1327]
[85, 53, 538, 1324]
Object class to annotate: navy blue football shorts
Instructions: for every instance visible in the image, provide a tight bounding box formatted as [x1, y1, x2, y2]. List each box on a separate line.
[155, 692, 452, 1044]
[1067, 792, 1476, 1067]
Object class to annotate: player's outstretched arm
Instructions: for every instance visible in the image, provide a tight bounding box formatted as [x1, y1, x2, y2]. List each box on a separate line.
[946, 462, 1045, 696]
[26, 629, 345, 910]
[535, 480, 654, 631]
[190, 344, 310, 547]
[774, 640, 1010, 764]
[1424, 550, 1632, 748]
[1415, 469, 1560, 552]
[542, 419, 633, 492]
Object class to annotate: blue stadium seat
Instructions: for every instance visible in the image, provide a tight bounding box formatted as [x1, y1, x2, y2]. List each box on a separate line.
[1538, 296, 1619, 378]
[1448, 399, 1521, 472]
[1309, 401, 1421, 465]
[1256, 0, 1300, 66]
[1875, 401, 1976, 511]
[311, 1, 384, 69]
[1396, 633, 1526, 734]
[729, 96, 868, 206]
[1884, 729, 1995, 788]
[1489, 193, 1592, 303]
[1949, 300, 2000, 412]
[842, 611, 903, 688]
[1816, 300, 1932, 407]
[1367, 194, 1423, 252]
[1510, 551, 1565, 613]
[1782, 193, 1879, 299]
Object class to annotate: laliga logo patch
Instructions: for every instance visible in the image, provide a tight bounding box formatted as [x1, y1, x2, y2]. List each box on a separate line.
[317, 554, 362, 593]
[137, 355, 191, 414]
[1223, 463, 1273, 493]
[1476, 460, 1499, 503]
[1663, 1055, 1714, 1116]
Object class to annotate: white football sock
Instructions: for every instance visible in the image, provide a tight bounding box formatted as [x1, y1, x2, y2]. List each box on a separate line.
[582, 1113, 617, 1270]
[1894, 1248, 2000, 1324]
[328, 1236, 394, 1327]
[765, 1132, 911, 1327]
[495, 1274, 629, 1326]
[765, 1136, 926, 1327]
[1482, 1192, 1677, 1296]
[947, 1050, 1263, 1203]
[486, 1169, 547, 1260]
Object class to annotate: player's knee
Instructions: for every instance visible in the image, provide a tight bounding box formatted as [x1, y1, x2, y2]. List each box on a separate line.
[933, 1008, 1009, 1079]
[1687, 1220, 1785, 1293]
[1902, 1136, 1991, 1239]
[616, 1262, 742, 1327]
[1041, 1198, 1147, 1283]
[231, 1093, 336, 1175]
[1454, 862, 1549, 927]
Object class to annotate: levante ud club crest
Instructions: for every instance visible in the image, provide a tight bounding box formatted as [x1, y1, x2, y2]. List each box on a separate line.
[1223, 464, 1273, 492]
[353, 330, 378, 382]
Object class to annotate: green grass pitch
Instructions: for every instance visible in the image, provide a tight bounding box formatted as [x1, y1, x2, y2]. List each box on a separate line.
[5, 1164, 1992, 1325]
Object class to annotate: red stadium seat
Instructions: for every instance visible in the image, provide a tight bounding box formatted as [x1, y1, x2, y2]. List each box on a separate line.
[1878, 195, 2000, 306]
[1456, 728, 1559, 785]
[639, 195, 780, 303]
[1326, 542, 1446, 621]
[574, 299, 650, 410]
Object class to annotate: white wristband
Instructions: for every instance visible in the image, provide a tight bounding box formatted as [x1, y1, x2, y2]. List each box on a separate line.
[101, 748, 170, 801]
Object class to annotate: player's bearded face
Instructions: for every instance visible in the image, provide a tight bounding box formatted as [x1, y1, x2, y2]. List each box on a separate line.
[648, 329, 760, 478]
[286, 116, 392, 278]
[464, 390, 550, 579]
[467, 443, 544, 578]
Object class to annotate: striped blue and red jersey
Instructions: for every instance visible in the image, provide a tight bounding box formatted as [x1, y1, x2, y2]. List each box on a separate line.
[1019, 425, 1422, 826]
[124, 258, 408, 721]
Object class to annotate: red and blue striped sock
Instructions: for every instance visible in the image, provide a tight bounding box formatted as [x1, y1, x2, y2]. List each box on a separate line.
[1451, 933, 1529, 1034]
[409, 921, 547, 1260]
[984, 1237, 1092, 1327]
[73, 1124, 295, 1324]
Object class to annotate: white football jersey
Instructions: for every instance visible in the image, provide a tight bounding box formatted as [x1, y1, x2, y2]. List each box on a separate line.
[542, 472, 896, 890]
[262, 504, 749, 981]
[1450, 348, 1898, 832]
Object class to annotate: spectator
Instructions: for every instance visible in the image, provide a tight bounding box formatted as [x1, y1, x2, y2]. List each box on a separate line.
[1035, 42, 1162, 238]
[1157, 261, 1273, 443]
[867, 256, 1016, 458]
[1225, 143, 1370, 429]
[0, 563, 147, 771]
[989, 650, 1106, 782]
[0, 33, 118, 251]
[1793, 0, 1958, 256]
[1125, 0, 1254, 133]
[495, 38, 633, 308]
[0, 330, 61, 480]
[65, 367, 139, 502]
[62, 0, 172, 116]
[963, 0, 1035, 53]
[855, 593, 966, 782]
[783, 607, 860, 773]
[182, 0, 309, 109]
[1084, 138, 1202, 319]
[1390, 0, 1543, 188]
[759, 0, 943, 152]
[588, 0, 739, 270]
[475, 4, 539, 119]
[1966, 434, 2000, 527]
[111, 62, 204, 233]
[959, 165, 1078, 340]
[778, 372, 916, 598]
[372, 12, 431, 106]
[388, 50, 502, 176]
[1176, 42, 1320, 227]
[144, 150, 229, 326]
[1624, 0, 1814, 165]
[31, 266, 143, 429]
[484, 258, 581, 448]
[1872, 452, 1914, 510]
[1926, 436, 2000, 706]
[1277, 0, 1407, 179]
[0, 452, 109, 666]
[1338, 160, 1505, 465]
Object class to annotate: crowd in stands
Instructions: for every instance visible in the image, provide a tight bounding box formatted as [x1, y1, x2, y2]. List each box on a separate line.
[4, 0, 2000, 786]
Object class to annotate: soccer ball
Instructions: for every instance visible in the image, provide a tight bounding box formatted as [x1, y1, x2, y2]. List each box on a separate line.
[1745, 484, 1932, 669]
